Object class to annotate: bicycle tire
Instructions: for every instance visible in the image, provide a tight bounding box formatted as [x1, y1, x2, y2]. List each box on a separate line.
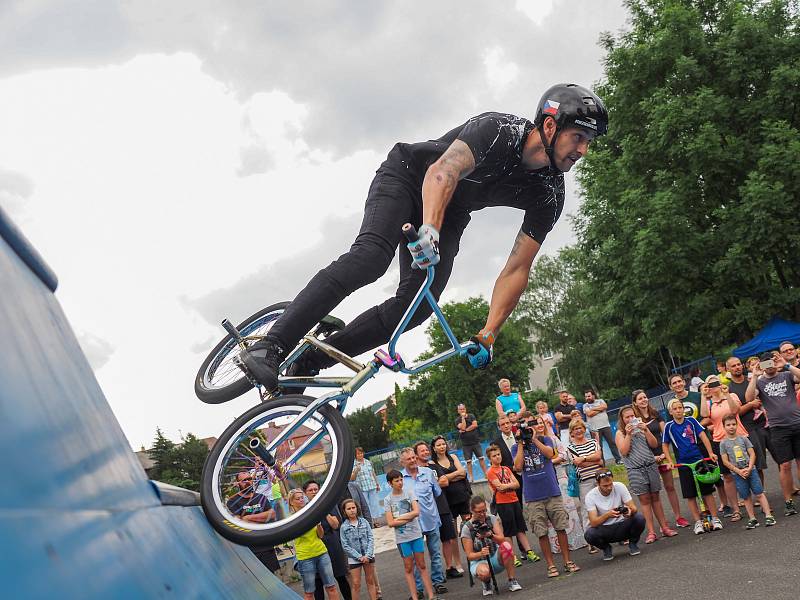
[194, 302, 345, 404]
[200, 395, 354, 546]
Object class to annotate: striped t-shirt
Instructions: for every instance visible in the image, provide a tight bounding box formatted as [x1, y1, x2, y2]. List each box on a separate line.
[567, 438, 602, 481]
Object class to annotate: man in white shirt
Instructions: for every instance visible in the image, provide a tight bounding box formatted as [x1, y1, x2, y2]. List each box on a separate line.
[583, 389, 622, 464]
[583, 471, 645, 561]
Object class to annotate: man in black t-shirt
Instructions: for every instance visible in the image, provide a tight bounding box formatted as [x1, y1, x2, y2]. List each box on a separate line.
[456, 403, 487, 482]
[238, 85, 609, 393]
[227, 471, 279, 573]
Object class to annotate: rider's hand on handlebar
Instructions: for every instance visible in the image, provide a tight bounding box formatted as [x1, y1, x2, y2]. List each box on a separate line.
[467, 331, 494, 369]
[406, 224, 440, 269]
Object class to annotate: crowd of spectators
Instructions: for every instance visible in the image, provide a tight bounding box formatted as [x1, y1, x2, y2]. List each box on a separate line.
[231, 346, 800, 598]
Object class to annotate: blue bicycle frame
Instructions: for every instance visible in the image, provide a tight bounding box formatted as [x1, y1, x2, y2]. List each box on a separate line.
[261, 264, 477, 469]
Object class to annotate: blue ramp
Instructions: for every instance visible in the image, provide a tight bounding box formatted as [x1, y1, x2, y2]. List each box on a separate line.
[0, 205, 299, 599]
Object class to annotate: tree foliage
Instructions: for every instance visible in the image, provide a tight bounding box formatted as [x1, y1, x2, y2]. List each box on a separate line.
[522, 0, 800, 397]
[389, 418, 435, 447]
[396, 297, 535, 434]
[148, 428, 209, 491]
[347, 405, 389, 451]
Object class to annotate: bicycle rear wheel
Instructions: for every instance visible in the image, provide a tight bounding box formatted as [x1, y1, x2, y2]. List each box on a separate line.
[200, 395, 354, 547]
[194, 303, 344, 404]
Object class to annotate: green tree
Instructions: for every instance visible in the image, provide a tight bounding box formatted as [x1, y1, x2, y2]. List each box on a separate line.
[396, 297, 534, 434]
[347, 406, 389, 451]
[523, 0, 800, 396]
[149, 427, 177, 482]
[148, 429, 209, 491]
[389, 418, 434, 447]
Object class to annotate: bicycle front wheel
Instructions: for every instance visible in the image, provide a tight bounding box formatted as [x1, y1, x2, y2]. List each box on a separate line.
[200, 395, 354, 547]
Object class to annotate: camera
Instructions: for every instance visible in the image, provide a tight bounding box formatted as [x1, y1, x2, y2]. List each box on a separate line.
[515, 420, 534, 444]
[629, 417, 641, 427]
[616, 505, 629, 515]
[471, 519, 493, 537]
[707, 380, 721, 389]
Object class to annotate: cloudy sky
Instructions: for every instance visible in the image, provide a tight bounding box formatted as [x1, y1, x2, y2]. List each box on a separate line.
[1, 0, 629, 450]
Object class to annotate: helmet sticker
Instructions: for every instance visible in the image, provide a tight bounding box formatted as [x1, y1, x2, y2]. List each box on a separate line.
[574, 118, 598, 130]
[542, 100, 560, 116]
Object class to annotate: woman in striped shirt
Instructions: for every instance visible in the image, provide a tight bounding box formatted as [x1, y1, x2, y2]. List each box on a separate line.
[567, 418, 604, 534]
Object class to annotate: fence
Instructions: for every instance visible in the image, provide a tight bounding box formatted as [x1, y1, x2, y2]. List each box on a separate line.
[364, 384, 674, 477]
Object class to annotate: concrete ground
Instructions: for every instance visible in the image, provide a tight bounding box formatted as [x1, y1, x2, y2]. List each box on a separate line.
[290, 468, 800, 599]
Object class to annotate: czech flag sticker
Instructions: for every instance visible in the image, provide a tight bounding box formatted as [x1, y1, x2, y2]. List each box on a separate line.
[543, 99, 560, 115]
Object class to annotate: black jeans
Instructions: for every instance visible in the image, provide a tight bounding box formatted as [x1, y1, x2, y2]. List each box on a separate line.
[583, 513, 646, 549]
[596, 426, 621, 461]
[267, 171, 470, 363]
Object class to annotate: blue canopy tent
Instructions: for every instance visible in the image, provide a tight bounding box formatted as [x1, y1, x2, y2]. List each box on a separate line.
[732, 317, 800, 358]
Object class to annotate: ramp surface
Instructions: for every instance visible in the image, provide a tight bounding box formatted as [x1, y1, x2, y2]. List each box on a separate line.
[0, 206, 299, 599]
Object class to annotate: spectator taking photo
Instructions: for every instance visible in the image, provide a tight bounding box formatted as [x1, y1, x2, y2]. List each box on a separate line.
[583, 470, 646, 561]
[460, 495, 522, 595]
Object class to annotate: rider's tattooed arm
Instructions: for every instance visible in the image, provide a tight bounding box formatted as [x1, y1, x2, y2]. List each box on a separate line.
[421, 139, 476, 229]
[481, 229, 540, 338]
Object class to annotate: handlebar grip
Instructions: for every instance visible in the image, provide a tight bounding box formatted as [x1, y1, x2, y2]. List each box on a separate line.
[402, 223, 418, 242]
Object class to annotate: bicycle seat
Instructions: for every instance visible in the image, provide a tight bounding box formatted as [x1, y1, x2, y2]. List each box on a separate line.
[317, 315, 346, 335]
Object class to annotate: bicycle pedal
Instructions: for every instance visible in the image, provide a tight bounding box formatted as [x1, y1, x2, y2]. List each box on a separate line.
[233, 354, 273, 397]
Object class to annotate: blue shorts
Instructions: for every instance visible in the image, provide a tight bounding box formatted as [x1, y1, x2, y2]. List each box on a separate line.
[469, 550, 505, 577]
[294, 553, 335, 594]
[397, 537, 425, 558]
[733, 470, 764, 499]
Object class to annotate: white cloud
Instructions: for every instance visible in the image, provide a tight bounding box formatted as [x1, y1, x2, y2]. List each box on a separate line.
[0, 2, 630, 449]
[77, 331, 115, 370]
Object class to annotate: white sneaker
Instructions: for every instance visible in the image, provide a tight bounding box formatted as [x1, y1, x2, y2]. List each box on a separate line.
[482, 581, 494, 596]
[508, 579, 523, 592]
[693, 520, 705, 535]
[711, 516, 723, 531]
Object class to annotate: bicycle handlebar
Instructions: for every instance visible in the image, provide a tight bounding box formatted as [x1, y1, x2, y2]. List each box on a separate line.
[402, 223, 418, 242]
[673, 457, 717, 468]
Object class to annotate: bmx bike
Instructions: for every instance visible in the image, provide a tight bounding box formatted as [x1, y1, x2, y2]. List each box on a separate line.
[194, 224, 481, 546]
[672, 457, 721, 532]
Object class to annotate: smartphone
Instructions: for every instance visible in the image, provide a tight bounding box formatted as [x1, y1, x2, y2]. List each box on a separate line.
[707, 380, 721, 389]
[630, 417, 641, 427]
[760, 359, 775, 370]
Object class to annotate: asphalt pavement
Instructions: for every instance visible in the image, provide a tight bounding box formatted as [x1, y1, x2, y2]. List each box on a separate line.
[291, 467, 800, 600]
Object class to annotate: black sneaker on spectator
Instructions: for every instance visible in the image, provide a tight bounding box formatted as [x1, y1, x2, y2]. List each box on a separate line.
[628, 542, 641, 556]
[445, 567, 463, 579]
[435, 583, 449, 594]
[745, 518, 759, 529]
[602, 547, 614, 561]
[785, 500, 798, 516]
[721, 505, 734, 518]
[481, 581, 494, 596]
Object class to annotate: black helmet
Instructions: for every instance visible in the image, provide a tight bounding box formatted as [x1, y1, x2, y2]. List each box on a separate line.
[534, 83, 608, 171]
[535, 83, 608, 136]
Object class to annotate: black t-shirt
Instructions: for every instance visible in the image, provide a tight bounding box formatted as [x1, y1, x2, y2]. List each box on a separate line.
[643, 414, 664, 456]
[554, 403, 573, 430]
[379, 112, 565, 244]
[727, 378, 764, 430]
[456, 413, 481, 445]
[226, 492, 274, 553]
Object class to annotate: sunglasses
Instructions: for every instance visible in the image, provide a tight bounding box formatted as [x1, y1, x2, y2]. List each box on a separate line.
[595, 470, 613, 481]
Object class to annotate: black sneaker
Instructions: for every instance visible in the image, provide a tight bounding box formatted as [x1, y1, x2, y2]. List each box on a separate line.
[721, 505, 734, 518]
[745, 518, 759, 529]
[240, 339, 284, 392]
[445, 567, 463, 579]
[602, 547, 614, 561]
[435, 583, 449, 594]
[784, 500, 797, 516]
